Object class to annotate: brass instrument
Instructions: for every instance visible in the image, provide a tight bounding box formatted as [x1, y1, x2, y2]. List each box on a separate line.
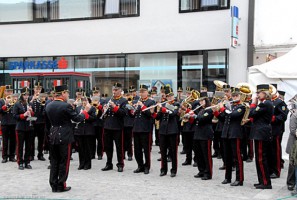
[181, 90, 200, 109]
[236, 83, 253, 125]
[142, 100, 171, 112]
[181, 104, 204, 123]
[37, 93, 47, 106]
[269, 84, 277, 96]
[0, 86, 5, 98]
[5, 95, 16, 112]
[213, 80, 227, 91]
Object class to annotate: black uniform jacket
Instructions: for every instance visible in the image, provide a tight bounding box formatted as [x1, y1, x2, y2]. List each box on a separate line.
[102, 96, 128, 131]
[271, 98, 288, 136]
[74, 106, 97, 136]
[193, 108, 214, 140]
[45, 99, 87, 145]
[130, 98, 155, 133]
[215, 103, 246, 139]
[249, 100, 274, 141]
[92, 98, 105, 127]
[13, 101, 34, 131]
[155, 101, 180, 135]
[0, 99, 16, 125]
[31, 99, 46, 124]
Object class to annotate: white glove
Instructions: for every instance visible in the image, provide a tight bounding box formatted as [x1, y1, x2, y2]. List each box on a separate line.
[167, 110, 173, 114]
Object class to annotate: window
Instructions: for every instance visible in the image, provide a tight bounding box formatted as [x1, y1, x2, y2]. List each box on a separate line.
[0, 0, 139, 24]
[180, 0, 229, 12]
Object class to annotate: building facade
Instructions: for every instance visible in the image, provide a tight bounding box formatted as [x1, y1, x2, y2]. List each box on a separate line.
[0, 0, 250, 95]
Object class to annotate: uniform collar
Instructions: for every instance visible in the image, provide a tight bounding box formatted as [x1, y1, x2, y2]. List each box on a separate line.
[55, 98, 65, 102]
[141, 97, 148, 101]
[113, 95, 122, 100]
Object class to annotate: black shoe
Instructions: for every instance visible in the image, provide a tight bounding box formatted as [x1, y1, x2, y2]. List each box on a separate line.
[194, 173, 204, 178]
[19, 164, 24, 170]
[253, 183, 261, 187]
[101, 165, 113, 171]
[255, 184, 272, 189]
[78, 166, 84, 170]
[193, 162, 197, 167]
[212, 152, 218, 158]
[230, 181, 243, 186]
[98, 156, 102, 160]
[70, 157, 73, 160]
[160, 171, 167, 176]
[1, 159, 8, 163]
[158, 151, 161, 154]
[38, 156, 46, 161]
[133, 168, 144, 173]
[270, 173, 279, 179]
[84, 166, 91, 170]
[288, 185, 295, 191]
[25, 164, 32, 169]
[221, 179, 231, 184]
[47, 165, 51, 169]
[9, 158, 17, 162]
[157, 158, 161, 161]
[128, 156, 133, 161]
[201, 176, 211, 180]
[170, 173, 176, 177]
[182, 161, 191, 166]
[219, 166, 226, 170]
[246, 158, 253, 163]
[217, 154, 222, 159]
[118, 166, 123, 172]
[144, 168, 149, 174]
[56, 186, 71, 193]
[180, 150, 186, 155]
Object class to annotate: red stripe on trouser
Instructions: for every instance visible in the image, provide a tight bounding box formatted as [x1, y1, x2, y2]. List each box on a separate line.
[64, 143, 71, 189]
[237, 139, 243, 182]
[276, 136, 281, 176]
[148, 133, 151, 168]
[15, 131, 20, 165]
[102, 128, 104, 154]
[208, 140, 213, 177]
[176, 135, 178, 172]
[258, 141, 267, 185]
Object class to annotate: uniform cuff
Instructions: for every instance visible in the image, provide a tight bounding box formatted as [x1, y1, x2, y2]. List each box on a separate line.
[250, 104, 257, 108]
[152, 112, 157, 119]
[161, 107, 167, 113]
[113, 106, 119, 113]
[189, 117, 195, 124]
[249, 117, 254, 123]
[82, 110, 89, 120]
[1, 105, 7, 111]
[220, 107, 226, 113]
[272, 115, 276, 122]
[20, 114, 26, 120]
[141, 105, 147, 111]
[97, 105, 103, 110]
[213, 110, 220, 117]
[31, 111, 34, 117]
[186, 108, 191, 113]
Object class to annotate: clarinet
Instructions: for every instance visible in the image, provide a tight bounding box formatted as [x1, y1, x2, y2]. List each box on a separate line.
[100, 95, 114, 119]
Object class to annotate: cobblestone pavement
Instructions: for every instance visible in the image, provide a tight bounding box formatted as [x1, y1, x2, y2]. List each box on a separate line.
[0, 144, 293, 200]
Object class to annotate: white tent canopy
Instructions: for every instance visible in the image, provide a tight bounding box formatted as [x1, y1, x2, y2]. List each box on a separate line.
[248, 45, 297, 101]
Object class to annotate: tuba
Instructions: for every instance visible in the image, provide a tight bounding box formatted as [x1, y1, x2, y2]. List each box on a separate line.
[212, 80, 227, 105]
[213, 80, 227, 91]
[236, 83, 253, 125]
[269, 84, 278, 97]
[181, 90, 200, 109]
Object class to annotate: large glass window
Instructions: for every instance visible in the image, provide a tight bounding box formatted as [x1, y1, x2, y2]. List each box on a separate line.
[180, 0, 229, 12]
[0, 0, 139, 24]
[0, 0, 33, 22]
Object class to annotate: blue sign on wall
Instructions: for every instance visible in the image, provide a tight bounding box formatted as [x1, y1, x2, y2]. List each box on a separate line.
[8, 60, 58, 70]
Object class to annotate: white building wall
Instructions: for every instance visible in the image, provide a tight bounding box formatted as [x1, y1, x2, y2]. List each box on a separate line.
[0, 0, 249, 85]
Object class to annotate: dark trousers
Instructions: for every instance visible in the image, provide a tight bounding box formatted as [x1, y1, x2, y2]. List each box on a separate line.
[43, 128, 50, 152]
[77, 135, 92, 169]
[213, 131, 222, 155]
[104, 129, 124, 168]
[254, 140, 271, 186]
[268, 135, 282, 177]
[1, 125, 16, 160]
[193, 139, 213, 178]
[223, 138, 244, 182]
[154, 126, 159, 146]
[160, 134, 178, 174]
[182, 131, 194, 163]
[16, 130, 32, 165]
[49, 143, 71, 190]
[134, 132, 151, 169]
[242, 126, 254, 160]
[31, 123, 45, 158]
[92, 126, 104, 157]
[287, 163, 296, 186]
[124, 126, 133, 157]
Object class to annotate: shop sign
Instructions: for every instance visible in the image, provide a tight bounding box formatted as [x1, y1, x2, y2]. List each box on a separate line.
[8, 57, 68, 70]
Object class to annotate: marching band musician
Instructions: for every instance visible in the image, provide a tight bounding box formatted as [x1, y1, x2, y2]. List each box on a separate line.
[176, 87, 183, 102]
[269, 85, 288, 179]
[213, 87, 245, 186]
[129, 84, 155, 174]
[123, 89, 134, 161]
[0, 85, 17, 163]
[91, 87, 105, 160]
[249, 84, 274, 189]
[13, 87, 34, 170]
[31, 87, 47, 161]
[45, 85, 90, 192]
[129, 85, 140, 101]
[192, 92, 214, 180]
[100, 83, 128, 172]
[74, 97, 96, 170]
[153, 86, 180, 177]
